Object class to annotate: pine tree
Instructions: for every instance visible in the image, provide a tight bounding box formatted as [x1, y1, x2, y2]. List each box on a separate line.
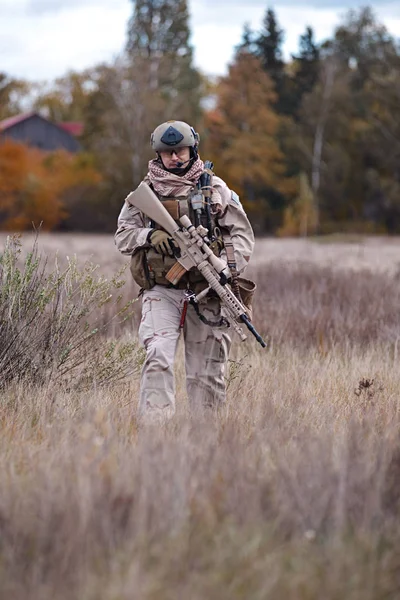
[292, 27, 320, 116]
[255, 8, 289, 114]
[235, 23, 258, 56]
[256, 9, 284, 71]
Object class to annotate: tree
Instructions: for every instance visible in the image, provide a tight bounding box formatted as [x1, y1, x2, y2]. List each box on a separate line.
[204, 50, 295, 230]
[0, 140, 100, 231]
[76, 0, 203, 229]
[256, 8, 284, 75]
[294, 51, 363, 230]
[83, 60, 162, 203]
[278, 172, 317, 237]
[333, 6, 397, 88]
[127, 0, 191, 60]
[0, 73, 30, 120]
[291, 26, 320, 116]
[126, 0, 201, 114]
[290, 6, 400, 233]
[255, 8, 291, 114]
[33, 70, 95, 123]
[299, 7, 400, 232]
[360, 58, 400, 231]
[235, 23, 258, 56]
[89, 0, 201, 199]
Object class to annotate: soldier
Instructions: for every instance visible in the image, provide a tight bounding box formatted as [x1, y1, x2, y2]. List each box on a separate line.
[115, 120, 255, 421]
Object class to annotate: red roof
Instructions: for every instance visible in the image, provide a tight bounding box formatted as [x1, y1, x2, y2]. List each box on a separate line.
[58, 121, 84, 136]
[0, 112, 36, 131]
[0, 112, 84, 137]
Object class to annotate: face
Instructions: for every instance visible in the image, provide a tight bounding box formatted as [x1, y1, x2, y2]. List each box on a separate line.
[159, 146, 191, 170]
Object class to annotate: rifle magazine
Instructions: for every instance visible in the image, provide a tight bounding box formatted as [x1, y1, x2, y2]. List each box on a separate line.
[166, 261, 187, 286]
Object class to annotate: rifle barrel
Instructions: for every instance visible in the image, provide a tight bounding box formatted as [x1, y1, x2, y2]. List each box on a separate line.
[240, 314, 267, 348]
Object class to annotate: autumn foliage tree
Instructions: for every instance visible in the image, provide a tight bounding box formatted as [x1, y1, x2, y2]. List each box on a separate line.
[0, 140, 101, 231]
[204, 51, 294, 228]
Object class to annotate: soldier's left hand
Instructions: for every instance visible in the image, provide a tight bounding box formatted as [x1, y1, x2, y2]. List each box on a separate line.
[149, 229, 178, 257]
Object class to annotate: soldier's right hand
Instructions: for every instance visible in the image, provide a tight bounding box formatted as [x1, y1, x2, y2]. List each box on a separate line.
[148, 230, 178, 257]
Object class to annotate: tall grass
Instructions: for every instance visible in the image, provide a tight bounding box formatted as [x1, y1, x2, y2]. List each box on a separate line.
[250, 261, 400, 349]
[1, 234, 400, 599]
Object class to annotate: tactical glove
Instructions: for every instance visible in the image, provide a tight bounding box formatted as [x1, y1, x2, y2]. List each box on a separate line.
[148, 229, 178, 257]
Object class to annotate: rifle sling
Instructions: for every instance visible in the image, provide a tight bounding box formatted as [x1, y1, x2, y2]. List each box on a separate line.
[222, 233, 241, 299]
[189, 297, 229, 328]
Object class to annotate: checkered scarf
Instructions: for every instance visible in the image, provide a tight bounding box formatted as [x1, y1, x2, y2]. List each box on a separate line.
[146, 157, 205, 197]
[145, 157, 224, 216]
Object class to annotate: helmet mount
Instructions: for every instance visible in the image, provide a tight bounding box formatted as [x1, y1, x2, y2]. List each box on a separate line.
[160, 126, 185, 147]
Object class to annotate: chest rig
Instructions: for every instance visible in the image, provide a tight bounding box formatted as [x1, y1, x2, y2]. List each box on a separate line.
[156, 189, 212, 233]
[143, 185, 223, 290]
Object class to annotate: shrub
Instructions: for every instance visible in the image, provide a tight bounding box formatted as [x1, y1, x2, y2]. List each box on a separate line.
[0, 234, 141, 389]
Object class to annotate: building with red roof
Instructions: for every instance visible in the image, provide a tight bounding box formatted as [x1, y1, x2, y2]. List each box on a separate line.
[0, 112, 83, 153]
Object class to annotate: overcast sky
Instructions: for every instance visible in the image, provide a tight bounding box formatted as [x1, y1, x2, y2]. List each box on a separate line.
[1, 0, 400, 82]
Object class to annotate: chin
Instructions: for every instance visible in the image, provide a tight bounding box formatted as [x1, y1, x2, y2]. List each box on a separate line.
[167, 167, 185, 175]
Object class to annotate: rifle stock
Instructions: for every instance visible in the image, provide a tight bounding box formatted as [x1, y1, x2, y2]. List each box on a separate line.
[126, 182, 179, 236]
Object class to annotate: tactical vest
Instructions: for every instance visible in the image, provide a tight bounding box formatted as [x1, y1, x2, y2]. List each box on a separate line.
[130, 188, 224, 291]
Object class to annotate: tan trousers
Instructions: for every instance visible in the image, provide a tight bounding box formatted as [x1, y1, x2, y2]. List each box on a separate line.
[138, 285, 231, 420]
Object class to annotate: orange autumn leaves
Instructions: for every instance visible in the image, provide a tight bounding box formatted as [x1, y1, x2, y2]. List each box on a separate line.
[204, 52, 296, 212]
[0, 140, 101, 230]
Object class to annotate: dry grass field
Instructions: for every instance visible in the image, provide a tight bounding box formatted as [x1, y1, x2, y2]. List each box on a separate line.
[2, 232, 400, 599]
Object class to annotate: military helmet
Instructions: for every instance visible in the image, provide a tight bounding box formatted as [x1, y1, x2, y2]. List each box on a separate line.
[151, 120, 200, 153]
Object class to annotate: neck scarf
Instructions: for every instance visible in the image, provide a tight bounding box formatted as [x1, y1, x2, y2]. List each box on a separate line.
[146, 157, 204, 197]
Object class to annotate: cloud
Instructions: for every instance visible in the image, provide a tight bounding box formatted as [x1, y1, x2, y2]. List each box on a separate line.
[1, 0, 399, 83]
[191, 0, 400, 76]
[191, 5, 341, 74]
[26, 0, 128, 15]
[1, 3, 131, 81]
[0, 34, 23, 59]
[191, 0, 400, 29]
[196, 0, 398, 7]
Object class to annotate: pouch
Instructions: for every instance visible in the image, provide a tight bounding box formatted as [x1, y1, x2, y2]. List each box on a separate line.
[237, 276, 256, 321]
[129, 249, 154, 290]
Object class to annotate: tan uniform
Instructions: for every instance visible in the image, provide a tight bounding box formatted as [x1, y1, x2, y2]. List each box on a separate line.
[115, 175, 255, 420]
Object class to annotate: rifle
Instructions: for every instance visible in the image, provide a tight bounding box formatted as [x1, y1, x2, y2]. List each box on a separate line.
[126, 182, 266, 348]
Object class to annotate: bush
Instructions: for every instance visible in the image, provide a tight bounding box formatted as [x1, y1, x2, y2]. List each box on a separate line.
[0, 234, 141, 389]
